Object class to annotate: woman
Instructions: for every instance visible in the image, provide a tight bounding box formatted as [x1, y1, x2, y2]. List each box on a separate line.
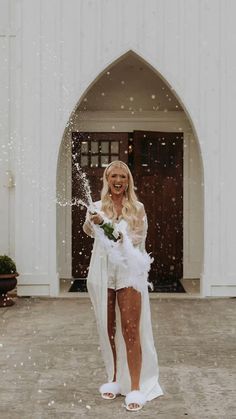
[83, 160, 163, 411]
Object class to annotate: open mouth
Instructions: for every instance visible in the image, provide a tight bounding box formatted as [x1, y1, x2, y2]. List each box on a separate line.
[113, 184, 122, 190]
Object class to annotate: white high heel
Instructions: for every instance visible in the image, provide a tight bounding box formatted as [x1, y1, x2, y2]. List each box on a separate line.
[99, 381, 121, 399]
[124, 390, 147, 411]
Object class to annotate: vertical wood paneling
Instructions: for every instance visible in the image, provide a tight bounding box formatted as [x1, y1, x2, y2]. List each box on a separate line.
[223, 0, 236, 277]
[162, 0, 180, 78]
[40, 0, 61, 273]
[217, 0, 234, 283]
[0, 35, 9, 253]
[0, 0, 9, 29]
[9, 0, 236, 296]
[0, 37, 9, 142]
[199, 0, 221, 282]
[100, 0, 120, 62]
[61, 0, 78, 117]
[14, 0, 22, 269]
[74, 0, 82, 91]
[177, 0, 185, 89]
[80, 0, 101, 83]
[9, 34, 16, 257]
[180, 0, 200, 109]
[0, 0, 17, 257]
[122, 0, 139, 49]
[141, 0, 162, 62]
[198, 1, 212, 291]
[8, 0, 17, 30]
[218, 0, 226, 279]
[19, 0, 41, 271]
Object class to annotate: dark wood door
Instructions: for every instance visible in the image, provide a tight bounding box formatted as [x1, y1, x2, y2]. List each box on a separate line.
[71, 132, 129, 278]
[130, 131, 183, 286]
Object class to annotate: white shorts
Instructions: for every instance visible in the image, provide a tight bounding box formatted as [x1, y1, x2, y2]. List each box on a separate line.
[107, 260, 130, 291]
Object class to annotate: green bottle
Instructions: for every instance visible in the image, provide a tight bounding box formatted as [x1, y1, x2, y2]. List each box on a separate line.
[99, 220, 120, 242]
[89, 210, 120, 242]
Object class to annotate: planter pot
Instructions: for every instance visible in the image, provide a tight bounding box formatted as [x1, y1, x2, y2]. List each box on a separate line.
[0, 273, 19, 307]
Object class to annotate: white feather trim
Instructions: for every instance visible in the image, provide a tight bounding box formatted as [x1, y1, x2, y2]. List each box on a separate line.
[99, 381, 121, 394]
[125, 390, 147, 406]
[93, 221, 153, 293]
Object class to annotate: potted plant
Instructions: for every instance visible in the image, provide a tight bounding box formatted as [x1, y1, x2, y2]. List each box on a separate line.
[0, 255, 19, 307]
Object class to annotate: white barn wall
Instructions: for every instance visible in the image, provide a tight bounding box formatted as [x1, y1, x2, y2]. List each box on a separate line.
[221, 1, 236, 289]
[1, 0, 233, 297]
[0, 31, 10, 254]
[0, 0, 16, 257]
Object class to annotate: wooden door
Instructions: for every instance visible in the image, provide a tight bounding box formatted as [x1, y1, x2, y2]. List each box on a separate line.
[71, 132, 129, 279]
[131, 131, 183, 287]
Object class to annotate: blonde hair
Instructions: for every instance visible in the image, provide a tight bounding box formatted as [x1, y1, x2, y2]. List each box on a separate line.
[101, 160, 140, 228]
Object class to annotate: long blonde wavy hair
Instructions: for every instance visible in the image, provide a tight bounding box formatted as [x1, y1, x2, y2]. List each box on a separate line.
[101, 160, 140, 229]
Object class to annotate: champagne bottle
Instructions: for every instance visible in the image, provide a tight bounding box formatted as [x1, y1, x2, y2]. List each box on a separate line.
[99, 220, 121, 242]
[89, 208, 120, 242]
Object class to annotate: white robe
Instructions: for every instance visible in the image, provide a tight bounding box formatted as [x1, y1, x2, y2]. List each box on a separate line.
[84, 200, 164, 401]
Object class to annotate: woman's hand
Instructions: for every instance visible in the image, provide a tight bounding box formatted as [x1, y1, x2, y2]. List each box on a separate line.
[89, 212, 104, 225]
[117, 232, 123, 243]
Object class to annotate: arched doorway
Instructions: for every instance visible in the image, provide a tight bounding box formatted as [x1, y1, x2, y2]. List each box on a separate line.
[57, 51, 204, 295]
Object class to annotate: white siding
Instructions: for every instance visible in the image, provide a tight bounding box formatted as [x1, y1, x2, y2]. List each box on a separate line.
[0, 0, 16, 257]
[0, 0, 235, 296]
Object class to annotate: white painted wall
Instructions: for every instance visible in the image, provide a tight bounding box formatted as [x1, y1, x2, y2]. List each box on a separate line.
[57, 135, 72, 279]
[0, 0, 16, 257]
[183, 131, 203, 279]
[1, 0, 236, 296]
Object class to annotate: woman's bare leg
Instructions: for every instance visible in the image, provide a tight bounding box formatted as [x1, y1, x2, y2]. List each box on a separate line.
[117, 286, 142, 408]
[103, 287, 117, 398]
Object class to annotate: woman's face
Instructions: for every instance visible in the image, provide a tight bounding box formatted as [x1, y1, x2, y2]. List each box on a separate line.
[107, 165, 129, 196]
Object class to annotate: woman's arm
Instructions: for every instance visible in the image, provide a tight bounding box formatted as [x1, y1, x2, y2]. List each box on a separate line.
[82, 204, 104, 238]
[82, 210, 95, 238]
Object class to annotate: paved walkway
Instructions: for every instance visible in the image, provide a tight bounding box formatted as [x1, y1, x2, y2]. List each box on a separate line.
[0, 296, 235, 418]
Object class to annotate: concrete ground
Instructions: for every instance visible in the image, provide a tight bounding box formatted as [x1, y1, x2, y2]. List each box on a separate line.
[0, 296, 235, 419]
